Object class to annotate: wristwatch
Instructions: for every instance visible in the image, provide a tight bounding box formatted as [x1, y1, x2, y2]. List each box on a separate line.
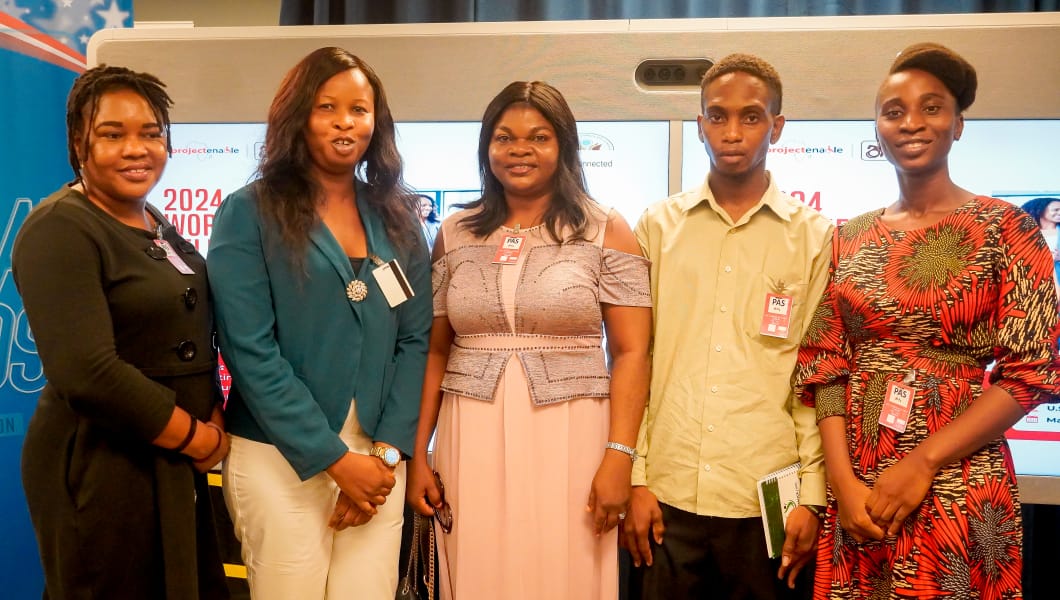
[803, 504, 826, 520]
[370, 445, 401, 468]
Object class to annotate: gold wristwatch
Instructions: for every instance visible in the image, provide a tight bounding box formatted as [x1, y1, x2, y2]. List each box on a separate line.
[370, 445, 401, 468]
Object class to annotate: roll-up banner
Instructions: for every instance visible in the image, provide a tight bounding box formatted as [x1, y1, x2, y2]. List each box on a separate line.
[1, 1, 132, 595]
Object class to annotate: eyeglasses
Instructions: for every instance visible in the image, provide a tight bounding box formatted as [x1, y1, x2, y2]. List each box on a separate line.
[434, 471, 453, 534]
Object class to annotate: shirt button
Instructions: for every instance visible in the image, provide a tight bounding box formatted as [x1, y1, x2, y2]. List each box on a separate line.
[708, 425, 715, 432]
[720, 305, 727, 312]
[714, 344, 722, 352]
[177, 340, 197, 361]
[711, 385, 719, 393]
[703, 464, 712, 472]
[724, 266, 732, 273]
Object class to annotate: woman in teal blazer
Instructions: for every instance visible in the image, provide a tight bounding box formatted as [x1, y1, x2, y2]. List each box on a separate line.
[207, 48, 431, 599]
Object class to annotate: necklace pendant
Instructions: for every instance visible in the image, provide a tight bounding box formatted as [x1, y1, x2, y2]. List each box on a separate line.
[346, 279, 368, 302]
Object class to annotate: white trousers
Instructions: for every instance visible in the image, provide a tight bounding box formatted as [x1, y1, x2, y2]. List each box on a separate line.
[223, 403, 406, 600]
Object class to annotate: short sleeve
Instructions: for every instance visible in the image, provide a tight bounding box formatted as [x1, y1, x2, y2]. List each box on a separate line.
[791, 229, 850, 421]
[599, 248, 652, 307]
[431, 255, 449, 317]
[988, 207, 1060, 412]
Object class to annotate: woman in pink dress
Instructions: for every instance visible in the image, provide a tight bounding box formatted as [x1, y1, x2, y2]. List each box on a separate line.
[406, 81, 652, 599]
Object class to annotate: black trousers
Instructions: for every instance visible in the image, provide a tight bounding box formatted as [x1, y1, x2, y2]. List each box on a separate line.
[628, 502, 812, 600]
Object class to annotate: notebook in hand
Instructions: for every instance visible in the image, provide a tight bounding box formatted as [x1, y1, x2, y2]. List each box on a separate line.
[756, 462, 801, 558]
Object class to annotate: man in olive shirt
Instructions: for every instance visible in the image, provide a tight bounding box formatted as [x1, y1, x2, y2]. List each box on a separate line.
[625, 54, 834, 599]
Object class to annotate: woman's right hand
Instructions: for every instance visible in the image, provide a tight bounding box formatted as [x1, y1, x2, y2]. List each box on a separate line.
[405, 456, 442, 517]
[326, 452, 396, 514]
[833, 477, 885, 543]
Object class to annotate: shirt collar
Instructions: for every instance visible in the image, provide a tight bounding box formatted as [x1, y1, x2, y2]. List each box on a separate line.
[677, 171, 795, 224]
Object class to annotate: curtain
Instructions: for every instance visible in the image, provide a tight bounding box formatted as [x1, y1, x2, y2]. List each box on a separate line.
[280, 0, 1058, 25]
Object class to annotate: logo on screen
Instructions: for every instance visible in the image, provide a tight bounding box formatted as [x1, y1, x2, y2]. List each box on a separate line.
[861, 141, 886, 161]
[579, 133, 614, 152]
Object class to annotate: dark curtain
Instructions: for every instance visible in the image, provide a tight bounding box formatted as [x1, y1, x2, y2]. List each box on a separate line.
[281, 0, 1059, 25]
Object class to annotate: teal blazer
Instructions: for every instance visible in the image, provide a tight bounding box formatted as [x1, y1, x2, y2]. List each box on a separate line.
[207, 183, 431, 480]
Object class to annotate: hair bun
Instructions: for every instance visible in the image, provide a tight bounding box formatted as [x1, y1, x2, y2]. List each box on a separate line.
[890, 42, 978, 111]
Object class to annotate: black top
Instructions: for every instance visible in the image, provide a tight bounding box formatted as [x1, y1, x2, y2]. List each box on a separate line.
[12, 185, 227, 600]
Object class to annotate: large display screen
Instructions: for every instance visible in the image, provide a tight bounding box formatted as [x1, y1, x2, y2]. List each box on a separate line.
[151, 119, 1060, 481]
[147, 121, 670, 254]
[683, 119, 1060, 479]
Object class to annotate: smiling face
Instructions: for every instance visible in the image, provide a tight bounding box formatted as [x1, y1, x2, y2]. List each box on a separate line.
[304, 68, 375, 179]
[875, 68, 964, 177]
[418, 196, 435, 219]
[78, 88, 168, 210]
[1043, 201, 1060, 226]
[697, 71, 784, 181]
[487, 103, 560, 203]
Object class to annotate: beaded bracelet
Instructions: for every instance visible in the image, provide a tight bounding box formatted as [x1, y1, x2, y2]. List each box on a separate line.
[172, 418, 198, 454]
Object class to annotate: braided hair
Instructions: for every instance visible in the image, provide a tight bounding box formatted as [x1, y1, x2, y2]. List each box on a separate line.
[65, 64, 173, 182]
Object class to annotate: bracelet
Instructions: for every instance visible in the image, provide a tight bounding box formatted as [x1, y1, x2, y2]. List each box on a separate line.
[172, 418, 197, 454]
[605, 441, 638, 463]
[194, 422, 225, 463]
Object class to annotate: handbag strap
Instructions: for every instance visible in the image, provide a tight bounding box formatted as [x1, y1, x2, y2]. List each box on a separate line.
[426, 516, 436, 600]
[399, 511, 421, 596]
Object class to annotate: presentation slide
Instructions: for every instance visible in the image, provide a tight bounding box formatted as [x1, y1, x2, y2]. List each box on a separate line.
[147, 121, 670, 254]
[683, 119, 1060, 478]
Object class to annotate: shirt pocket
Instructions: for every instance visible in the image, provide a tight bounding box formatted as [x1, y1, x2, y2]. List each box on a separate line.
[741, 272, 808, 358]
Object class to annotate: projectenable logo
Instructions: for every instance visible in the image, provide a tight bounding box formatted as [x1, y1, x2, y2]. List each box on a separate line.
[171, 143, 241, 159]
[861, 140, 887, 161]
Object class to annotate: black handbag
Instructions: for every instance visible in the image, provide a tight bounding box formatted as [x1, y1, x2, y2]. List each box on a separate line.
[396, 513, 435, 600]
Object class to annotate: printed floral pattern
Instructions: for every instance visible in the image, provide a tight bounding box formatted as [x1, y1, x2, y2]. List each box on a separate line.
[794, 197, 1060, 599]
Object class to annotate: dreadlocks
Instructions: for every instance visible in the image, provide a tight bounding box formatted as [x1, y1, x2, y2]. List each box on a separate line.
[66, 64, 173, 182]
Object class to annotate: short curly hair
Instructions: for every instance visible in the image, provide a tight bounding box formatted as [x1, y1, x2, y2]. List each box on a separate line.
[700, 53, 783, 115]
[889, 42, 978, 112]
[1021, 197, 1060, 225]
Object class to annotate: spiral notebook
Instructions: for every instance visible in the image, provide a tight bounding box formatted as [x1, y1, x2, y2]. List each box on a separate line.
[756, 462, 801, 558]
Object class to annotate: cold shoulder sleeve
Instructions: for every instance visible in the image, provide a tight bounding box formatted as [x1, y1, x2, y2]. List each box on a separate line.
[988, 206, 1060, 411]
[599, 248, 652, 307]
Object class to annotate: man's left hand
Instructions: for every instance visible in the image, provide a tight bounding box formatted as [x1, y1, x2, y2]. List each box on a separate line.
[777, 505, 820, 589]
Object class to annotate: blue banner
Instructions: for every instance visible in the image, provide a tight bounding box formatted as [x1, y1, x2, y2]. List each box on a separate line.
[0, 1, 131, 596]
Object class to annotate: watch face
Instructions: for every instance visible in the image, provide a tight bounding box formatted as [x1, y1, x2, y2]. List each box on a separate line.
[381, 447, 400, 466]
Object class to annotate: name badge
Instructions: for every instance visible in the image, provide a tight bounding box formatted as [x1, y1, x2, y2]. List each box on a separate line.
[371, 259, 414, 308]
[492, 234, 526, 265]
[759, 293, 792, 338]
[153, 239, 195, 275]
[879, 381, 915, 433]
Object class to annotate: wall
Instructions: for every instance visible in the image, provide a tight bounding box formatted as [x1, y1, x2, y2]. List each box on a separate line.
[134, 0, 279, 26]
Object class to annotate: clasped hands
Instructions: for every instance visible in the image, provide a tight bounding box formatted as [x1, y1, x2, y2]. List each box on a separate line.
[326, 451, 397, 531]
[835, 454, 936, 543]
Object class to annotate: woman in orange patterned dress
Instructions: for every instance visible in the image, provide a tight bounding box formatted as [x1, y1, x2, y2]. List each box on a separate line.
[793, 43, 1060, 599]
